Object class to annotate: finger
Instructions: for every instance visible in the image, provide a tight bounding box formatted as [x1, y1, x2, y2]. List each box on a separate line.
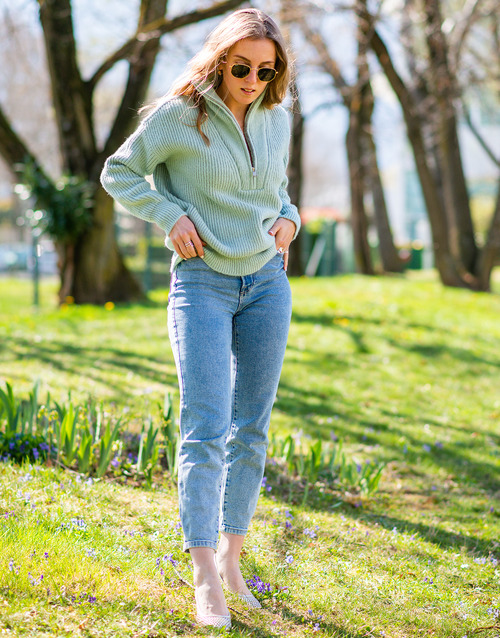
[284, 250, 289, 271]
[174, 238, 190, 260]
[191, 233, 205, 258]
[183, 240, 197, 258]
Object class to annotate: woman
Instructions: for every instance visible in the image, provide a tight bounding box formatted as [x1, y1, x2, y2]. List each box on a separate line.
[101, 8, 300, 629]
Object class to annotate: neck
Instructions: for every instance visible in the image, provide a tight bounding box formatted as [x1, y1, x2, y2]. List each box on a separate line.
[215, 87, 250, 125]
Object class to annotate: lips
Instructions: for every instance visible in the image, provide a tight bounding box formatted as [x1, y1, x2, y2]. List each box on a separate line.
[241, 88, 255, 95]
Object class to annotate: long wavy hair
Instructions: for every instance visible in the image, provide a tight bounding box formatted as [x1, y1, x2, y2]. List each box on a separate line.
[141, 9, 292, 145]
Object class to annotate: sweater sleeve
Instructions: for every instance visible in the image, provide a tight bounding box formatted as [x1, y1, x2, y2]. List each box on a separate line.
[278, 149, 301, 239]
[100, 103, 196, 235]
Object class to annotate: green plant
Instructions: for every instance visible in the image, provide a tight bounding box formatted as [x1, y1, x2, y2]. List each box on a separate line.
[160, 392, 179, 480]
[15, 159, 94, 243]
[337, 454, 386, 496]
[76, 424, 93, 474]
[0, 432, 50, 463]
[58, 402, 80, 467]
[95, 410, 122, 479]
[136, 416, 160, 488]
[0, 382, 20, 435]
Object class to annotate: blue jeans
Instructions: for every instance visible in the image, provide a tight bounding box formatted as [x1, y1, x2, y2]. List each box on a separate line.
[167, 254, 292, 552]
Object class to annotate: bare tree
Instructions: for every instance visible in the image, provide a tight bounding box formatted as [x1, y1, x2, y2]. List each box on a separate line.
[293, 1, 404, 274]
[278, 1, 306, 275]
[0, 0, 244, 304]
[363, 0, 500, 290]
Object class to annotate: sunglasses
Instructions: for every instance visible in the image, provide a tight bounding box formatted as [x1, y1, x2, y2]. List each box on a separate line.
[229, 63, 278, 83]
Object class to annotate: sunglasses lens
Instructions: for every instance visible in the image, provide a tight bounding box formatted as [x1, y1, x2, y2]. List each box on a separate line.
[231, 64, 250, 78]
[230, 64, 277, 82]
[257, 68, 277, 82]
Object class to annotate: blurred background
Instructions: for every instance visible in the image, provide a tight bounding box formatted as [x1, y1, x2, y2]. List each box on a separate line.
[0, 0, 499, 302]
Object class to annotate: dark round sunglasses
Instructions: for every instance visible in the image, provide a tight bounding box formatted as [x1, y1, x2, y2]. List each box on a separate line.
[230, 63, 277, 83]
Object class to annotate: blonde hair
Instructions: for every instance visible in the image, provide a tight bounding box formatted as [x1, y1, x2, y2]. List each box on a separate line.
[142, 9, 292, 145]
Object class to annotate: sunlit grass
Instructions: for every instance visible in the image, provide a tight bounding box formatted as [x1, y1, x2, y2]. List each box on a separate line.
[1, 271, 500, 637]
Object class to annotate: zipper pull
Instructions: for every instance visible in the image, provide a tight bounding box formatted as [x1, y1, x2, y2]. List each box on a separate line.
[252, 167, 257, 177]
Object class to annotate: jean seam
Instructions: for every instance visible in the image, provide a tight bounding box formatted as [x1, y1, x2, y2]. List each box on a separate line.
[171, 281, 192, 547]
[222, 317, 239, 529]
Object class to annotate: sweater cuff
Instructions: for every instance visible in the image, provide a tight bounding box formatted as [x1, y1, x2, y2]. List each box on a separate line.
[158, 203, 198, 236]
[279, 206, 301, 240]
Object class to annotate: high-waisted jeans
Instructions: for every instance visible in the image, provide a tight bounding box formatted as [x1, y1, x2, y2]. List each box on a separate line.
[167, 254, 292, 552]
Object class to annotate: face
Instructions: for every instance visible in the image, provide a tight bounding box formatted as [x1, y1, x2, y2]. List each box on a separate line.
[216, 37, 277, 118]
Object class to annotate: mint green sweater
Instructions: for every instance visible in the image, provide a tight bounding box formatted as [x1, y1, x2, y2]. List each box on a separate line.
[100, 86, 301, 276]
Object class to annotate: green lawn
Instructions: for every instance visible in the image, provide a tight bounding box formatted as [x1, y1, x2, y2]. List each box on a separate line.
[1, 272, 500, 637]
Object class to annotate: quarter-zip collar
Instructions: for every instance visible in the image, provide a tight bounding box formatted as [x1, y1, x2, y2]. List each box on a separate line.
[196, 81, 266, 184]
[195, 80, 267, 125]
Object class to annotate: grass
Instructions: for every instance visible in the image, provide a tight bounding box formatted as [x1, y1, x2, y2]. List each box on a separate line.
[1, 271, 500, 637]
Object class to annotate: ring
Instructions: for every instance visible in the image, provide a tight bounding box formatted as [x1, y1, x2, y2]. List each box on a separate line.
[284, 250, 289, 254]
[277, 247, 284, 254]
[184, 241, 194, 247]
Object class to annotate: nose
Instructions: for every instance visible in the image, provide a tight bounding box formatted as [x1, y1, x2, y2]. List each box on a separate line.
[245, 68, 259, 83]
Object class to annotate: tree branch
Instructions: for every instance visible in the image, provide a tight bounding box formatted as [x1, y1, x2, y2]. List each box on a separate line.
[299, 20, 351, 105]
[37, 0, 96, 174]
[0, 104, 40, 179]
[478, 174, 500, 289]
[88, 0, 245, 90]
[449, 0, 487, 73]
[462, 103, 500, 168]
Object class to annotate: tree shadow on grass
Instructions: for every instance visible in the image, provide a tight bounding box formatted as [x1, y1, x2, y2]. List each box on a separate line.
[292, 310, 500, 369]
[256, 478, 499, 562]
[2, 335, 178, 398]
[231, 612, 369, 638]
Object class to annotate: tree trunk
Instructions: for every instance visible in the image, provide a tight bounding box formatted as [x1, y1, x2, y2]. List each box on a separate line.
[346, 113, 374, 275]
[364, 129, 405, 273]
[287, 80, 305, 276]
[357, 50, 404, 273]
[423, 0, 478, 273]
[368, 26, 472, 288]
[70, 187, 144, 304]
[477, 176, 500, 291]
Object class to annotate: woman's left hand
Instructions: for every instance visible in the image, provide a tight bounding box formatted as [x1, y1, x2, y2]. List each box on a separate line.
[268, 218, 296, 271]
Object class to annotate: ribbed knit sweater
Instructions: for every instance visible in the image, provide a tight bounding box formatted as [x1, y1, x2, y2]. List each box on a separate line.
[100, 85, 301, 276]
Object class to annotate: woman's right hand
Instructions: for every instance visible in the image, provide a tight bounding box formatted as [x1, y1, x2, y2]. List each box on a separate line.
[169, 215, 205, 259]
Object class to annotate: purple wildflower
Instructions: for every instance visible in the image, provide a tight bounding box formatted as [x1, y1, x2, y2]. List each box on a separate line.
[246, 575, 271, 594]
[33, 448, 39, 460]
[303, 528, 317, 539]
[163, 553, 178, 567]
[423, 444, 432, 453]
[285, 555, 294, 565]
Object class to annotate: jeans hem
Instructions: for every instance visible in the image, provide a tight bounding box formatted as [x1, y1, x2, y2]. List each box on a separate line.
[220, 525, 247, 536]
[183, 540, 218, 553]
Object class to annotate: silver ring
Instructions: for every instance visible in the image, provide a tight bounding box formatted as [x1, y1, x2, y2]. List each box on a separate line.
[184, 241, 194, 247]
[284, 250, 289, 254]
[277, 247, 284, 254]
